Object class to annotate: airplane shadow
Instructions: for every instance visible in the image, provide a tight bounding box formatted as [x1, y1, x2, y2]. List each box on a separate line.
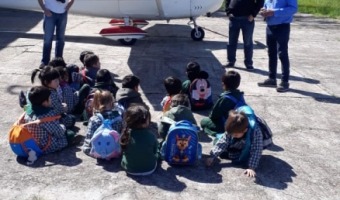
[0, 8, 42, 51]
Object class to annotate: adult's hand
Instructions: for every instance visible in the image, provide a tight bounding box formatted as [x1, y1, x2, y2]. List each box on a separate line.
[248, 15, 254, 22]
[44, 9, 52, 17]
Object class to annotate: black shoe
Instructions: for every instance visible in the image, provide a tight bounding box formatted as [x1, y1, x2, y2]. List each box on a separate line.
[39, 63, 46, 69]
[224, 62, 235, 68]
[258, 79, 277, 87]
[246, 65, 254, 70]
[276, 82, 289, 92]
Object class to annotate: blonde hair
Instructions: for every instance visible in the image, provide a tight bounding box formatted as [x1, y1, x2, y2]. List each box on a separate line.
[92, 90, 114, 112]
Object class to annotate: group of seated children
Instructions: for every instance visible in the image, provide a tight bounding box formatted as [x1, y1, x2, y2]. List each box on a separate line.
[18, 57, 263, 178]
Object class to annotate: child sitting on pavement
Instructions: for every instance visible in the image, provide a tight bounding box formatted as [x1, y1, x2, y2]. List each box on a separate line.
[116, 74, 147, 109]
[160, 76, 182, 113]
[81, 53, 101, 87]
[82, 90, 124, 156]
[158, 94, 196, 140]
[23, 86, 69, 154]
[200, 70, 245, 136]
[205, 109, 263, 178]
[120, 104, 159, 176]
[31, 66, 76, 129]
[92, 69, 119, 98]
[55, 66, 90, 115]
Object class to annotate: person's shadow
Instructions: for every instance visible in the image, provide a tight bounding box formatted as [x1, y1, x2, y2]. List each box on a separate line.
[127, 162, 187, 192]
[255, 155, 296, 190]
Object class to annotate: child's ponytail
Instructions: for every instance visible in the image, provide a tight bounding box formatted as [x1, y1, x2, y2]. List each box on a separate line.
[31, 69, 40, 84]
[120, 126, 131, 150]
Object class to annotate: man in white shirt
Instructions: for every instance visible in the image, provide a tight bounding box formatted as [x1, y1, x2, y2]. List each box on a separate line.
[38, 0, 74, 68]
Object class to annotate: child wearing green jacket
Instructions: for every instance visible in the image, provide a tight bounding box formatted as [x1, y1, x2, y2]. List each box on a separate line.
[200, 70, 245, 136]
[120, 104, 158, 176]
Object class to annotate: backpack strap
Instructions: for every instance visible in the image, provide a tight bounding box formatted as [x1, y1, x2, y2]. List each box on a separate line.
[95, 113, 105, 122]
[18, 114, 61, 153]
[224, 94, 238, 104]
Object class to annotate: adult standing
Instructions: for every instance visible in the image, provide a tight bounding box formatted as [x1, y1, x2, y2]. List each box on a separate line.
[225, 0, 264, 70]
[257, 0, 298, 92]
[38, 0, 75, 68]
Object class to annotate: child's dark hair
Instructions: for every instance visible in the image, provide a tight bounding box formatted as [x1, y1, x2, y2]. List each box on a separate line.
[171, 94, 190, 108]
[186, 61, 201, 81]
[120, 104, 150, 150]
[222, 70, 241, 90]
[122, 74, 140, 89]
[48, 57, 66, 68]
[66, 64, 80, 84]
[225, 110, 249, 134]
[96, 69, 113, 84]
[55, 66, 68, 82]
[84, 54, 99, 68]
[164, 76, 182, 96]
[31, 66, 60, 87]
[79, 50, 94, 64]
[28, 86, 51, 106]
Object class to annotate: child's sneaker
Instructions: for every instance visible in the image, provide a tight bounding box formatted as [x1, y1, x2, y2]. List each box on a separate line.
[258, 78, 277, 87]
[276, 82, 289, 92]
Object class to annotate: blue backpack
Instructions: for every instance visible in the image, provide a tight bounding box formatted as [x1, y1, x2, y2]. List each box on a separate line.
[90, 114, 122, 160]
[161, 120, 202, 165]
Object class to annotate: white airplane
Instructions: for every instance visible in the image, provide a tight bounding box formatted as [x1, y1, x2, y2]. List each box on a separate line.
[0, 0, 224, 45]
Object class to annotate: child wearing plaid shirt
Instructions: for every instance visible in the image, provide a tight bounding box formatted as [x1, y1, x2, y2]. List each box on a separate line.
[31, 66, 76, 128]
[206, 109, 263, 177]
[82, 90, 124, 156]
[24, 86, 68, 154]
[55, 66, 90, 115]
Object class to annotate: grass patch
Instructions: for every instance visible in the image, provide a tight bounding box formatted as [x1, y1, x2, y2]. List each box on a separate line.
[220, 0, 340, 18]
[298, 0, 340, 18]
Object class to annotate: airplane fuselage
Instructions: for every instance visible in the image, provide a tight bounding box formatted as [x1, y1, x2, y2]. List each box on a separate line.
[0, 0, 224, 19]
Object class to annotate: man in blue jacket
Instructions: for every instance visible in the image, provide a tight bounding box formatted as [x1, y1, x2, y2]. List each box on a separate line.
[257, 0, 298, 92]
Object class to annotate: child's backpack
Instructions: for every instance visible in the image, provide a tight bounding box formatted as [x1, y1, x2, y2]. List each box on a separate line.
[9, 113, 61, 158]
[161, 120, 202, 165]
[235, 106, 273, 161]
[255, 115, 273, 149]
[189, 78, 213, 110]
[90, 113, 121, 160]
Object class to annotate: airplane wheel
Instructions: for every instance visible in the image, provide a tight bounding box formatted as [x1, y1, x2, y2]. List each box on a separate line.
[118, 38, 137, 45]
[191, 27, 205, 41]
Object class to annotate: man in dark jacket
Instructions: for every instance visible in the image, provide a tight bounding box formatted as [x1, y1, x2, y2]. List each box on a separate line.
[225, 0, 264, 70]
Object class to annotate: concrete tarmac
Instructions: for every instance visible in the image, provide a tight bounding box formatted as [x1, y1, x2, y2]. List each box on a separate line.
[0, 8, 339, 200]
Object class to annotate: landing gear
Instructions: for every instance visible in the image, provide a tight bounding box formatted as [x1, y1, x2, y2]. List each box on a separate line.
[191, 27, 205, 41]
[118, 38, 137, 46]
[189, 17, 205, 41]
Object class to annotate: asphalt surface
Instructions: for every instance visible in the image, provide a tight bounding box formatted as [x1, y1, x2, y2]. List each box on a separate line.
[0, 8, 339, 200]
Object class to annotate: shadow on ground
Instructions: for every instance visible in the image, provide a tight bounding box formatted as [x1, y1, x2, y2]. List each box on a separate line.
[255, 155, 296, 190]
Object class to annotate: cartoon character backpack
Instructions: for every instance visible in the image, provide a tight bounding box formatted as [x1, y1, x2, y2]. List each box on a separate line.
[189, 78, 213, 110]
[90, 113, 121, 160]
[161, 120, 202, 165]
[9, 113, 61, 158]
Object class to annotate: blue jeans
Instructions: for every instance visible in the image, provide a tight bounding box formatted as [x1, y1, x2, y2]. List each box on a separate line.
[266, 23, 291, 83]
[227, 16, 254, 67]
[42, 11, 68, 65]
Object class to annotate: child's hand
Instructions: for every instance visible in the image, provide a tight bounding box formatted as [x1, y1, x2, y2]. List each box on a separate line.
[205, 157, 214, 167]
[62, 103, 68, 112]
[244, 169, 256, 177]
